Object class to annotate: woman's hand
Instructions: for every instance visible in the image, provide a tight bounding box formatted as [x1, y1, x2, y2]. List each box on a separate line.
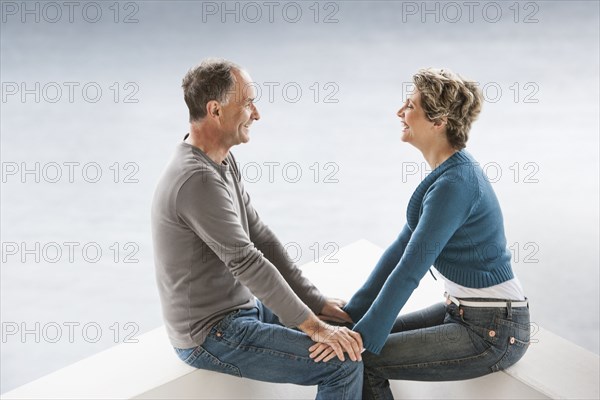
[298, 314, 363, 362]
[318, 298, 353, 324]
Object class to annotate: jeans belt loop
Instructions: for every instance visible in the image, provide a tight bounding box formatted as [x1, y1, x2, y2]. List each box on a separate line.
[445, 292, 461, 307]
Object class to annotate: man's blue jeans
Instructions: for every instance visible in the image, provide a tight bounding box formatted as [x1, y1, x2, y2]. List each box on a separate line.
[362, 301, 531, 400]
[174, 301, 363, 400]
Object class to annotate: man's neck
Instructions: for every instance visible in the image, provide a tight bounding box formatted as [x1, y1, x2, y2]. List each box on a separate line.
[185, 125, 230, 165]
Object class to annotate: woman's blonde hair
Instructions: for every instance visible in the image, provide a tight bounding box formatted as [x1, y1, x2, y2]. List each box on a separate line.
[413, 68, 483, 150]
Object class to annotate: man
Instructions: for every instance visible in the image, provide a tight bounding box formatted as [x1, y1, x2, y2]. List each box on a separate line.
[151, 58, 363, 399]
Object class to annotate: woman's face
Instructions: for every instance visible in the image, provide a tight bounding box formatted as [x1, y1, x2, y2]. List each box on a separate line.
[397, 89, 435, 147]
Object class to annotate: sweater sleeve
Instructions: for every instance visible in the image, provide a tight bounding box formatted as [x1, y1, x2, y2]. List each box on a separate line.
[343, 224, 412, 322]
[353, 176, 479, 354]
[243, 188, 326, 314]
[176, 171, 312, 328]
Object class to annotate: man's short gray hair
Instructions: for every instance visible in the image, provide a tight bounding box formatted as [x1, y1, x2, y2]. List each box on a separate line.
[182, 58, 240, 122]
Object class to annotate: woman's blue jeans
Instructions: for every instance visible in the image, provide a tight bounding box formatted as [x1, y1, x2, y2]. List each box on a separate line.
[362, 301, 530, 400]
[174, 301, 363, 400]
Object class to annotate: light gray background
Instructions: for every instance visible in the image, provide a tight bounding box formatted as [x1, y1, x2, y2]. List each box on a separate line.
[1, 0, 599, 393]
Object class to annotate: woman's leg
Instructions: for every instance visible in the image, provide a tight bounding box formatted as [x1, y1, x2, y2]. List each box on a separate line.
[389, 302, 447, 333]
[362, 303, 530, 400]
[361, 302, 447, 399]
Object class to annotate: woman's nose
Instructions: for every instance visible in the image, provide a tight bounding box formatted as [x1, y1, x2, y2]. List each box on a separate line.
[397, 107, 404, 118]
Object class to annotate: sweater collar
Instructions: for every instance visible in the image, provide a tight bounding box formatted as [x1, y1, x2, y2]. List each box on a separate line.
[428, 150, 473, 177]
[406, 150, 475, 229]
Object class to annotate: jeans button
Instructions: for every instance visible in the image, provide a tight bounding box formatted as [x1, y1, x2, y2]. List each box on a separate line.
[510, 337, 515, 344]
[216, 331, 222, 337]
[488, 330, 496, 338]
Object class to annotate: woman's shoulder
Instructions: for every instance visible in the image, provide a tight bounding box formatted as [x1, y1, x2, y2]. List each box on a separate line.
[436, 161, 482, 192]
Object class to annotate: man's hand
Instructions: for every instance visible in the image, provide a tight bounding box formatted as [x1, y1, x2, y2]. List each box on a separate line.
[318, 298, 353, 324]
[298, 314, 363, 363]
[309, 342, 341, 363]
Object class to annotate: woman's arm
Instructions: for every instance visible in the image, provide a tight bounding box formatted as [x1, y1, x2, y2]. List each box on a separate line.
[343, 224, 413, 322]
[353, 174, 479, 354]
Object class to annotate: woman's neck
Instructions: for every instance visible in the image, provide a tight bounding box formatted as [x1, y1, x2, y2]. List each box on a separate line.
[421, 145, 458, 170]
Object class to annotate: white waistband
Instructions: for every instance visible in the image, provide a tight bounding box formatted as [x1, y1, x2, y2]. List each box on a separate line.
[445, 293, 528, 308]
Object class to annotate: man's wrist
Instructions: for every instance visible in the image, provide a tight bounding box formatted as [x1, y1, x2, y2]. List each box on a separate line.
[298, 314, 324, 337]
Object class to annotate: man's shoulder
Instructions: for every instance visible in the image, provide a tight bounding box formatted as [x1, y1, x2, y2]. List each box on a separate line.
[165, 143, 219, 180]
[153, 144, 213, 203]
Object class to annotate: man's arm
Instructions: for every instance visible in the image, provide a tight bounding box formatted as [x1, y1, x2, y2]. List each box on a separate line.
[178, 170, 362, 361]
[229, 155, 326, 314]
[177, 170, 312, 328]
[246, 206, 327, 314]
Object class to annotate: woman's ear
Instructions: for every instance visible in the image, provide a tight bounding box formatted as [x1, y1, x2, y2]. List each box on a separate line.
[433, 117, 447, 129]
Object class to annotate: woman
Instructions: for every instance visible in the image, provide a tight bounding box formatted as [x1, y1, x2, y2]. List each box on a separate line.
[309, 68, 530, 400]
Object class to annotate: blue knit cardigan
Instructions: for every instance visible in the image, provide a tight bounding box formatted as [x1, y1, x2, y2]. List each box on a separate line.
[344, 150, 514, 354]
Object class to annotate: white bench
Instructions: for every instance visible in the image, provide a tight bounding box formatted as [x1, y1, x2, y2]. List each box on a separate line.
[3, 240, 599, 399]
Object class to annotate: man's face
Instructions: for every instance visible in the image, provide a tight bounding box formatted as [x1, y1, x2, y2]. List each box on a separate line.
[219, 69, 260, 147]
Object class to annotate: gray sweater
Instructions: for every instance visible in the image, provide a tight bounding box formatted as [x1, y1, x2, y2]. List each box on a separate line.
[151, 139, 325, 349]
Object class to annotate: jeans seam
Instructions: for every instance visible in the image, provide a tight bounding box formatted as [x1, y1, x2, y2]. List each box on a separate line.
[492, 335, 530, 371]
[341, 362, 348, 400]
[372, 346, 494, 373]
[494, 317, 530, 331]
[218, 336, 361, 396]
[199, 344, 243, 377]
[338, 361, 363, 400]
[459, 315, 499, 346]
[364, 369, 384, 400]
[219, 336, 339, 366]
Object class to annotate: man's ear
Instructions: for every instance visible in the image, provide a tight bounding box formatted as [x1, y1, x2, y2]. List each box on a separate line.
[205, 100, 221, 120]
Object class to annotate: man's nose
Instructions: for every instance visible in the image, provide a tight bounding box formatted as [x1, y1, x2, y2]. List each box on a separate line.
[252, 103, 261, 120]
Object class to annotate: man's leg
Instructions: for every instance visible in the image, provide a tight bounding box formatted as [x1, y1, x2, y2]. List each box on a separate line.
[182, 303, 363, 400]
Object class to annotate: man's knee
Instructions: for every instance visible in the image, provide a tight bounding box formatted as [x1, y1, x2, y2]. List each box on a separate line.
[340, 358, 364, 378]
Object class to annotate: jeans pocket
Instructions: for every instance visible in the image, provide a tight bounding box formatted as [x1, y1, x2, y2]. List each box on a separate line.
[193, 346, 242, 378]
[174, 346, 202, 365]
[175, 345, 242, 377]
[466, 327, 493, 355]
[459, 312, 499, 348]
[210, 309, 242, 336]
[491, 325, 530, 372]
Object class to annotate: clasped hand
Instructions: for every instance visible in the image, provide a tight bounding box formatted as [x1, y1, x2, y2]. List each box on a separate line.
[304, 298, 364, 363]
